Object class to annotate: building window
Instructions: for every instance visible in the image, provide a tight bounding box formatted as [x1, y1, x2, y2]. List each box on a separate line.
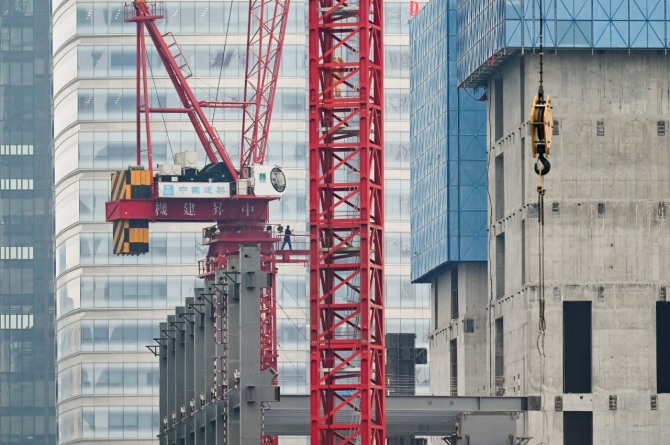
[495, 153, 505, 221]
[563, 411, 592, 445]
[450, 268, 458, 319]
[433, 278, 439, 330]
[563, 301, 592, 393]
[495, 317, 504, 395]
[657, 302, 670, 393]
[494, 77, 504, 140]
[521, 219, 526, 284]
[450, 339, 457, 396]
[495, 234, 505, 299]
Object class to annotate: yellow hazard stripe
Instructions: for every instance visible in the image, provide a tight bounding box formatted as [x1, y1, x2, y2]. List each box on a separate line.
[113, 220, 150, 255]
[111, 171, 125, 200]
[113, 220, 128, 254]
[112, 169, 152, 200]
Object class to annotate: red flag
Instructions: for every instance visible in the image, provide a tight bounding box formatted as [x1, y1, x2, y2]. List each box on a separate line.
[410, 1, 419, 16]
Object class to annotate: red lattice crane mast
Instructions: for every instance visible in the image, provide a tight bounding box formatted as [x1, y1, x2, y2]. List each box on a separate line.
[308, 1, 386, 444]
[105, 1, 290, 443]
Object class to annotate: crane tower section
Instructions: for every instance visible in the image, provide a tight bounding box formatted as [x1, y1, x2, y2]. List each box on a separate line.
[308, 1, 386, 444]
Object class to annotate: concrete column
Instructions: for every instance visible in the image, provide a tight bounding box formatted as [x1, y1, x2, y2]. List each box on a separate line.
[159, 322, 169, 436]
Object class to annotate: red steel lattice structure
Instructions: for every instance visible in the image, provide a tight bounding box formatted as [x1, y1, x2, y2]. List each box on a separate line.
[241, 0, 290, 168]
[110, 2, 291, 444]
[308, 1, 386, 444]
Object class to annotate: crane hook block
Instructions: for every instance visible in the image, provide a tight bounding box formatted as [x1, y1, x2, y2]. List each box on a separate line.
[529, 95, 554, 169]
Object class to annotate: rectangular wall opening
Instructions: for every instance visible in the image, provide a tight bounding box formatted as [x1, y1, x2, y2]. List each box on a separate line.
[494, 77, 504, 140]
[433, 279, 439, 330]
[495, 234, 505, 299]
[657, 302, 670, 393]
[495, 153, 505, 221]
[521, 219, 526, 284]
[450, 268, 459, 319]
[563, 301, 592, 393]
[495, 317, 504, 394]
[563, 411, 593, 445]
[450, 339, 457, 396]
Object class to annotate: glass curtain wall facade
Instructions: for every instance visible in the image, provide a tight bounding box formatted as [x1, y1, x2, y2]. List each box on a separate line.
[409, 0, 487, 282]
[53, 1, 429, 442]
[458, 0, 670, 86]
[0, 0, 56, 443]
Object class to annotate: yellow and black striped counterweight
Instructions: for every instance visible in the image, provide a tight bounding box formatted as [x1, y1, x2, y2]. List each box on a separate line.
[111, 169, 151, 255]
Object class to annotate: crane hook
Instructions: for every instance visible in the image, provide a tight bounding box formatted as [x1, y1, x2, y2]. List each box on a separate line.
[534, 154, 551, 176]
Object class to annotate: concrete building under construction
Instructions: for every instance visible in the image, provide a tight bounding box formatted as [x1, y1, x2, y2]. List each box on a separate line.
[411, 1, 670, 444]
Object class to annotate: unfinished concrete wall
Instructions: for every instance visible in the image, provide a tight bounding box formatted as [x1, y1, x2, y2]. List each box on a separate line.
[487, 50, 670, 445]
[429, 263, 488, 396]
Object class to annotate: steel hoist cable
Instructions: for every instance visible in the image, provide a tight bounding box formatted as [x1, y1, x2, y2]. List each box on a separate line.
[530, 1, 553, 443]
[530, 0, 554, 338]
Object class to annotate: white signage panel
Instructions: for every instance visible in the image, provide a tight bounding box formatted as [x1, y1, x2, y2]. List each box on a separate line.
[157, 182, 231, 198]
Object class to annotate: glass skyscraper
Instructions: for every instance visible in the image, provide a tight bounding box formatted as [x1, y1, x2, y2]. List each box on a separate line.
[53, 1, 428, 442]
[0, 0, 56, 443]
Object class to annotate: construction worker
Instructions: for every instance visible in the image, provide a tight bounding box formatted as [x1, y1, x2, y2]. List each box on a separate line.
[281, 225, 292, 250]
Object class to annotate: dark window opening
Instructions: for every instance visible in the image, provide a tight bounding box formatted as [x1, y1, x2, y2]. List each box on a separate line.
[433, 279, 439, 330]
[521, 220, 526, 284]
[495, 153, 505, 221]
[450, 339, 457, 396]
[495, 317, 504, 394]
[496, 234, 505, 299]
[450, 268, 458, 319]
[563, 411, 593, 445]
[494, 77, 504, 140]
[520, 136, 526, 205]
[563, 301, 592, 393]
[657, 302, 670, 393]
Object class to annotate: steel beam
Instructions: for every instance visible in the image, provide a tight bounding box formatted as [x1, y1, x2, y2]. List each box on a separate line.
[262, 395, 532, 436]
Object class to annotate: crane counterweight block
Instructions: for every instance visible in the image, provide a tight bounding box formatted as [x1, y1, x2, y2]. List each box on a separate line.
[108, 169, 153, 255]
[113, 219, 149, 255]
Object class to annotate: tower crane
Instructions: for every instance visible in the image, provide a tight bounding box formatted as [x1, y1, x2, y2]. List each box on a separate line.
[106, 0, 387, 444]
[106, 1, 290, 444]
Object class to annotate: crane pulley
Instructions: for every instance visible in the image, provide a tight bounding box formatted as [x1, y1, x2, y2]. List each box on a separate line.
[529, 0, 554, 183]
[530, 93, 553, 177]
